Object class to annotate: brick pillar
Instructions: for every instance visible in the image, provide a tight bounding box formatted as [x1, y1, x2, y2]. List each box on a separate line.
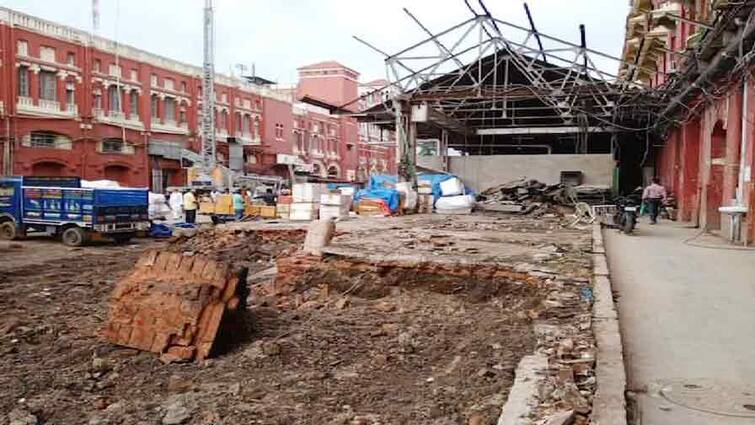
[724, 89, 744, 205]
[122, 89, 131, 117]
[29, 65, 40, 105]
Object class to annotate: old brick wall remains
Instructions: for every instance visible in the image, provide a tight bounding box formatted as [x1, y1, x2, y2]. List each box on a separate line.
[102, 250, 244, 362]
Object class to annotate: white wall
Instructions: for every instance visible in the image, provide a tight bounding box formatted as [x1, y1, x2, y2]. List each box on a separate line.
[419, 154, 615, 192]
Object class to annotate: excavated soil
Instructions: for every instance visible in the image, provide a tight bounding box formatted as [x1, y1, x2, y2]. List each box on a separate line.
[0, 216, 589, 425]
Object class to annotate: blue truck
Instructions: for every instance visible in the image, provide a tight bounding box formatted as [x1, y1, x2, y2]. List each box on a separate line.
[0, 176, 150, 246]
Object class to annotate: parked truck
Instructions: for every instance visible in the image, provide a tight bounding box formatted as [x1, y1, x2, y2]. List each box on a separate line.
[0, 176, 150, 246]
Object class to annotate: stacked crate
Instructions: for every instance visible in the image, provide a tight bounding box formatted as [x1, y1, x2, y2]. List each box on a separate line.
[320, 192, 351, 220]
[290, 184, 325, 221]
[276, 195, 292, 219]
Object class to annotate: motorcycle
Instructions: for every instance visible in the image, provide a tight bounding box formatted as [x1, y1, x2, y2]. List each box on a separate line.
[613, 194, 641, 234]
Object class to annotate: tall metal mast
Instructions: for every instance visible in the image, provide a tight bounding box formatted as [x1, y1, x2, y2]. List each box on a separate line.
[201, 0, 216, 174]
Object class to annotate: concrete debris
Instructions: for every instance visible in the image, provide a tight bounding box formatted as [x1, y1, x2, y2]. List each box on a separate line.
[478, 178, 611, 216]
[161, 395, 195, 425]
[540, 410, 575, 425]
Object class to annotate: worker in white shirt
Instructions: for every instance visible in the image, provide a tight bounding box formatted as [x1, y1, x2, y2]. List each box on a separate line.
[168, 189, 184, 221]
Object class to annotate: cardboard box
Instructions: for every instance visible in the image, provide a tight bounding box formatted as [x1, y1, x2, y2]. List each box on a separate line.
[320, 204, 349, 220]
[290, 202, 319, 221]
[321, 193, 351, 206]
[214, 194, 235, 215]
[276, 204, 291, 219]
[259, 205, 277, 219]
[293, 183, 326, 203]
[244, 205, 262, 216]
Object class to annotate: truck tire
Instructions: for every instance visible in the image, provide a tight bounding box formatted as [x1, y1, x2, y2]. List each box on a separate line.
[62, 226, 87, 247]
[0, 222, 18, 240]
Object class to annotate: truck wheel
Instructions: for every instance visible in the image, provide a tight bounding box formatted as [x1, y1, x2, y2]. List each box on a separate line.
[62, 227, 87, 247]
[0, 222, 18, 240]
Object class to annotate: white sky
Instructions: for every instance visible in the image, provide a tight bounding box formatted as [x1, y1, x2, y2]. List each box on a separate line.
[1, 0, 630, 84]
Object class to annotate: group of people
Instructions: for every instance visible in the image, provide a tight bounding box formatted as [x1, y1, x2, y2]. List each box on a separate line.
[166, 186, 282, 224]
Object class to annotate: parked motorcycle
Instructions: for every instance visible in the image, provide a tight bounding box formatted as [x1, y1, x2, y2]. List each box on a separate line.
[613, 194, 641, 234]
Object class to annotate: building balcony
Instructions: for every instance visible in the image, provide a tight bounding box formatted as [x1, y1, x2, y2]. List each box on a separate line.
[16, 96, 78, 118]
[311, 150, 325, 159]
[152, 119, 189, 135]
[94, 109, 145, 130]
[217, 129, 229, 141]
[234, 132, 261, 146]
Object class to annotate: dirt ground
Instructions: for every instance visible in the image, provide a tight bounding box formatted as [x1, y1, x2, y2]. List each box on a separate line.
[0, 214, 592, 425]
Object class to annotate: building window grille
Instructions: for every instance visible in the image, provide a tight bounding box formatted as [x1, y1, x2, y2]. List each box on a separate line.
[66, 84, 76, 106]
[18, 66, 30, 97]
[108, 86, 121, 112]
[28, 132, 71, 149]
[130, 91, 139, 116]
[101, 138, 128, 154]
[151, 95, 159, 119]
[39, 71, 58, 101]
[164, 98, 176, 122]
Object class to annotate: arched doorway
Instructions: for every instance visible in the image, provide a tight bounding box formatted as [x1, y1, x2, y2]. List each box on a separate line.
[706, 121, 727, 230]
[31, 161, 66, 176]
[104, 165, 131, 187]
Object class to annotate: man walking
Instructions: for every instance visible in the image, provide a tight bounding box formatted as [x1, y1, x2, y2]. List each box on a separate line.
[642, 178, 667, 224]
[183, 189, 198, 224]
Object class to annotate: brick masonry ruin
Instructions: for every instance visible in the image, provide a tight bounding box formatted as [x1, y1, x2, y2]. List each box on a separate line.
[102, 250, 245, 362]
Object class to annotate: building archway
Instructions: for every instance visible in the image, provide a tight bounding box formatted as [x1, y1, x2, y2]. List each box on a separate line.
[706, 121, 727, 230]
[31, 161, 66, 177]
[327, 164, 341, 178]
[104, 164, 132, 187]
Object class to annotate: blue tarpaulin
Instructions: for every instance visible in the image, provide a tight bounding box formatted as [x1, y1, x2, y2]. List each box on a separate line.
[355, 173, 473, 212]
[354, 188, 400, 212]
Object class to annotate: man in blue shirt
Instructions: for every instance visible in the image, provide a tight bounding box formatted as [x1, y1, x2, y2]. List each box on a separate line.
[232, 190, 245, 219]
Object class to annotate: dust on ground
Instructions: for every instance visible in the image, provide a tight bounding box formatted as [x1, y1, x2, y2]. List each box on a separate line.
[0, 214, 592, 425]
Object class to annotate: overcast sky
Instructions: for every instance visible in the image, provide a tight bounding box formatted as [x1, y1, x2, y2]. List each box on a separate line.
[2, 0, 630, 84]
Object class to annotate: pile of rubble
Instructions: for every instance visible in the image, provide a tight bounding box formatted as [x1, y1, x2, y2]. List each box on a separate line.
[477, 178, 611, 216]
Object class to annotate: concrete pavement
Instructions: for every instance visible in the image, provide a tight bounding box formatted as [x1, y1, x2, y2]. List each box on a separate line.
[604, 221, 755, 424]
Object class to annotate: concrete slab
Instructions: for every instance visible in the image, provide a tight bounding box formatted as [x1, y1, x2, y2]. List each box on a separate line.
[498, 354, 549, 425]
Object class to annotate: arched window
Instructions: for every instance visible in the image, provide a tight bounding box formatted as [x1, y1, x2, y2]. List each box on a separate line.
[220, 110, 228, 131]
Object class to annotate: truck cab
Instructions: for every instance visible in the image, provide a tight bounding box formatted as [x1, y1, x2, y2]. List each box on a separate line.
[0, 176, 150, 246]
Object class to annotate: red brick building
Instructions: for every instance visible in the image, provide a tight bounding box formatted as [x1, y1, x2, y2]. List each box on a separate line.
[620, 0, 755, 242]
[0, 8, 395, 190]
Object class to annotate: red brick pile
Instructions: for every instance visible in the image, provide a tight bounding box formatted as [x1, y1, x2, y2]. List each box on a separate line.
[102, 250, 243, 362]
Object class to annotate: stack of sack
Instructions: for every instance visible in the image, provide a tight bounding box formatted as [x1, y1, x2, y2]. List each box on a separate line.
[435, 177, 474, 214]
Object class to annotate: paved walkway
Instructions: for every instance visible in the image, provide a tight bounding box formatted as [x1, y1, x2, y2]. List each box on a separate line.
[604, 222, 755, 424]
